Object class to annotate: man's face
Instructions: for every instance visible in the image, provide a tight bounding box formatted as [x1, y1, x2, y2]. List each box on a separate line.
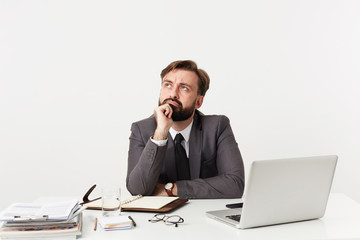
[158, 69, 203, 121]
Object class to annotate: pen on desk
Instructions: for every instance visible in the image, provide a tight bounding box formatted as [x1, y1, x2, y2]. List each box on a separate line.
[94, 217, 98, 231]
[128, 216, 136, 227]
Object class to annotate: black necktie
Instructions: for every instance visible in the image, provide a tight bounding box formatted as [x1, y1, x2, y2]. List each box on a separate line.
[174, 133, 190, 180]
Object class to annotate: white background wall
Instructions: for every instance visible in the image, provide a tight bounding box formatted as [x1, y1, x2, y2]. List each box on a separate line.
[1, 0, 359, 210]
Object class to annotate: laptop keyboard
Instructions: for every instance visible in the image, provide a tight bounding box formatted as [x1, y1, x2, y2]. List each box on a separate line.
[226, 214, 241, 222]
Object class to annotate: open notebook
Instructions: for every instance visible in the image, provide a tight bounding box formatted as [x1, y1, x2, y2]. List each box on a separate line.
[82, 187, 188, 213]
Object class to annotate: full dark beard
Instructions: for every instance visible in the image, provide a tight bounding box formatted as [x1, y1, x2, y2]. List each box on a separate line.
[159, 98, 196, 122]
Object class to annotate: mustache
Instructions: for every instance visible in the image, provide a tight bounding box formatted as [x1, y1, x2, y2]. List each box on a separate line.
[162, 98, 182, 109]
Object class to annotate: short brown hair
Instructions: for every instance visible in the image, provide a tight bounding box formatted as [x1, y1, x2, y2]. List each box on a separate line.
[160, 60, 210, 96]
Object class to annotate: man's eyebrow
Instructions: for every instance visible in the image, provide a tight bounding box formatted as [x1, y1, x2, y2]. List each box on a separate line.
[162, 79, 173, 84]
[162, 79, 192, 89]
[180, 82, 192, 89]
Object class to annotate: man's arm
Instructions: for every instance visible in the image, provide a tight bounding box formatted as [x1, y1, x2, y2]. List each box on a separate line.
[126, 103, 174, 196]
[126, 121, 168, 196]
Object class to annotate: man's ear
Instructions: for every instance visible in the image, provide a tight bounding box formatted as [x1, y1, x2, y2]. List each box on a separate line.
[195, 95, 204, 109]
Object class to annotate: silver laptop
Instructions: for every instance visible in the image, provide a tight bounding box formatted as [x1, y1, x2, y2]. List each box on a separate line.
[206, 155, 338, 229]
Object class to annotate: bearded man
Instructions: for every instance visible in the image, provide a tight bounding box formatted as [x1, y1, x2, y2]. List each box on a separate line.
[126, 60, 245, 199]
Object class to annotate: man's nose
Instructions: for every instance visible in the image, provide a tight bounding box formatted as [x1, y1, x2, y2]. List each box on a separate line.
[170, 86, 179, 99]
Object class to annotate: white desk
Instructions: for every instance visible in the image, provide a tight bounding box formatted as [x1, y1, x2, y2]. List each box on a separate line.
[80, 193, 360, 240]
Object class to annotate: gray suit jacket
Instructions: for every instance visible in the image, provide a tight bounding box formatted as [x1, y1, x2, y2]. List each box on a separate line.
[126, 110, 245, 199]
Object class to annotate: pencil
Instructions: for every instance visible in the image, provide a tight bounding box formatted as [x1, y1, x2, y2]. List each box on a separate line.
[94, 217, 98, 231]
[128, 216, 136, 227]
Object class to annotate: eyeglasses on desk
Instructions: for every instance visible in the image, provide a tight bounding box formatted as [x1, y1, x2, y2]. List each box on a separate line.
[148, 214, 184, 227]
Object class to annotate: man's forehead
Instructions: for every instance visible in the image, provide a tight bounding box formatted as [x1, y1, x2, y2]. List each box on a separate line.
[163, 69, 199, 84]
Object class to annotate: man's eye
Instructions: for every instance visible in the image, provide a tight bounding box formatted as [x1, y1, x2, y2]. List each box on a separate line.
[164, 83, 171, 88]
[181, 86, 188, 91]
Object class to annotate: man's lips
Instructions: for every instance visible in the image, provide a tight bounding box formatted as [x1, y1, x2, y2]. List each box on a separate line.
[167, 100, 179, 107]
[164, 99, 182, 108]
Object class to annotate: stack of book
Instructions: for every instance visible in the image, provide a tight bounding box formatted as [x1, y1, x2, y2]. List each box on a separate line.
[0, 200, 85, 239]
[98, 215, 133, 231]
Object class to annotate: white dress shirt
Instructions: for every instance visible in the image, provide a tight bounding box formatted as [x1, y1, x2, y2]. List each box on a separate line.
[150, 120, 193, 158]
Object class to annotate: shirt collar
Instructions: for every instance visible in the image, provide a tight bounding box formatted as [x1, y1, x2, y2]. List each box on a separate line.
[169, 120, 193, 142]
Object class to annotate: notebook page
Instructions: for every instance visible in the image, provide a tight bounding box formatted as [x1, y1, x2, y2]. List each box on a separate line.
[121, 196, 179, 209]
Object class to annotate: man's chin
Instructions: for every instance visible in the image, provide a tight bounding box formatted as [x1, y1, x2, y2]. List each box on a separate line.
[171, 111, 194, 122]
[172, 117, 189, 122]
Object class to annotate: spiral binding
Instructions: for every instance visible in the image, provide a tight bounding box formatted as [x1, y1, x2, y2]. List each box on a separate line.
[120, 195, 143, 206]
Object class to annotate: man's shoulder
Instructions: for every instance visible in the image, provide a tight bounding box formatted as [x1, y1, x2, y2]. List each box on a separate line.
[132, 115, 156, 129]
[196, 111, 230, 125]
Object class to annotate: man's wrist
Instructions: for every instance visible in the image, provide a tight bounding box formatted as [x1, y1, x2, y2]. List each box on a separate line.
[165, 183, 178, 196]
[153, 130, 168, 140]
[153, 125, 171, 140]
[165, 183, 174, 196]
[173, 183, 178, 196]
